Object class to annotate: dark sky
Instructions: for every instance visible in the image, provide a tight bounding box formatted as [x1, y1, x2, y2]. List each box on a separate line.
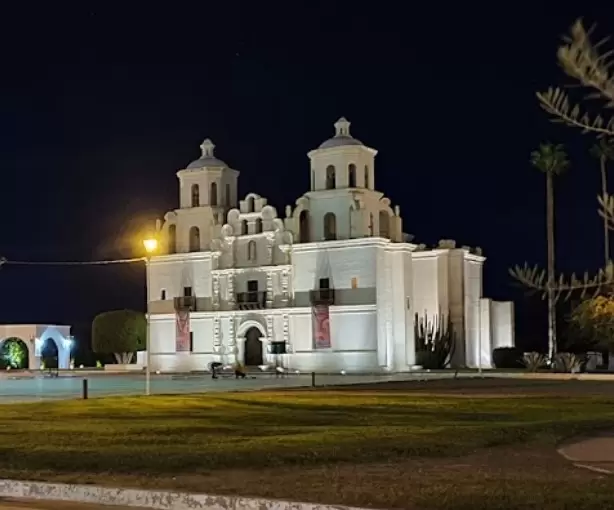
[0, 3, 612, 356]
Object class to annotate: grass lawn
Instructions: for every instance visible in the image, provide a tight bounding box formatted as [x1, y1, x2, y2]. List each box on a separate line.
[2, 378, 614, 509]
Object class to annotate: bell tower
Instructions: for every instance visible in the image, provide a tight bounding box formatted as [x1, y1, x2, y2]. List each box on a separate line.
[162, 139, 240, 254]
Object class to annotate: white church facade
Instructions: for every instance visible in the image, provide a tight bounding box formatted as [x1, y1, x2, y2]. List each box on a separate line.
[146, 118, 514, 373]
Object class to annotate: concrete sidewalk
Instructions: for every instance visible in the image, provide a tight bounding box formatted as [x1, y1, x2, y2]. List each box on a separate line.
[0, 499, 143, 509]
[558, 432, 614, 474]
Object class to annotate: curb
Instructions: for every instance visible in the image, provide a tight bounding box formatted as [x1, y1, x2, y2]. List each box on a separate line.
[0, 479, 371, 510]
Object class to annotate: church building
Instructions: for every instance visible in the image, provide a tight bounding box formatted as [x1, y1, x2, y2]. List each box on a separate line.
[146, 118, 514, 373]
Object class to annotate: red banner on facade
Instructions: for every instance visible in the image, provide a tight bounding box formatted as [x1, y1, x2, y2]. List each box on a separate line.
[312, 305, 331, 349]
[175, 310, 190, 352]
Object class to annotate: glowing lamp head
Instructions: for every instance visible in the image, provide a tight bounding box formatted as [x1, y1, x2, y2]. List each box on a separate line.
[143, 238, 158, 254]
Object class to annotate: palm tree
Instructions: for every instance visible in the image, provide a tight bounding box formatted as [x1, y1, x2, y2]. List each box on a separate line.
[530, 143, 570, 360]
[590, 139, 614, 265]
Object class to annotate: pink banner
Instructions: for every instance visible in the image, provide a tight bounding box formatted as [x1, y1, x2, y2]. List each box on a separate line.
[312, 305, 331, 349]
[175, 310, 190, 352]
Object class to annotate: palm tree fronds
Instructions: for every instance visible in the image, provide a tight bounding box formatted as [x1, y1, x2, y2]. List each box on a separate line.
[530, 142, 570, 174]
[509, 262, 614, 303]
[537, 87, 614, 137]
[556, 19, 614, 106]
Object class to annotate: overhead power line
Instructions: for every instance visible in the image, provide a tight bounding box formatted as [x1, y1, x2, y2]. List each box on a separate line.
[0, 256, 145, 266]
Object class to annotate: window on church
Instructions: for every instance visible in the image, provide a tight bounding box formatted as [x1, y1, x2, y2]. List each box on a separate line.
[326, 165, 336, 189]
[167, 224, 177, 254]
[348, 164, 356, 187]
[379, 210, 390, 238]
[191, 184, 200, 207]
[210, 182, 218, 206]
[225, 183, 231, 206]
[299, 210, 310, 243]
[189, 226, 200, 252]
[319, 278, 330, 289]
[248, 240, 257, 261]
[184, 286, 192, 297]
[364, 165, 369, 188]
[160, 289, 167, 300]
[255, 218, 263, 233]
[247, 196, 255, 212]
[324, 212, 337, 240]
[241, 220, 248, 235]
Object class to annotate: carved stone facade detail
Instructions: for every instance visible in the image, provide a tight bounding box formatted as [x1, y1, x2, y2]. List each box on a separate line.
[212, 275, 220, 310]
[265, 272, 273, 308]
[281, 270, 289, 306]
[283, 314, 291, 352]
[227, 274, 235, 307]
[266, 315, 273, 342]
[213, 317, 221, 354]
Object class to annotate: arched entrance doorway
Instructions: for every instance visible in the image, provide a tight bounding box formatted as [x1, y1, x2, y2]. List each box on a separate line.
[244, 327, 263, 366]
[41, 338, 59, 369]
[0, 337, 29, 369]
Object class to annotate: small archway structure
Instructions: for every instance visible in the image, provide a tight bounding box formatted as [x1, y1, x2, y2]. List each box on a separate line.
[0, 324, 72, 370]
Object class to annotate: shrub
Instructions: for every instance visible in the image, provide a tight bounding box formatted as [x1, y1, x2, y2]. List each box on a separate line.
[553, 352, 585, 373]
[492, 347, 524, 369]
[522, 352, 547, 372]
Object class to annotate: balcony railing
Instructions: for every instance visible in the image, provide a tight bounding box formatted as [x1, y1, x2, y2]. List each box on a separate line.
[236, 291, 267, 310]
[174, 296, 196, 310]
[309, 288, 335, 305]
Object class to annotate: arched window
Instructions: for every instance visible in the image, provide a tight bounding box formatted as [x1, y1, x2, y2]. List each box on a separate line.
[225, 184, 231, 206]
[364, 165, 369, 188]
[189, 226, 200, 252]
[348, 164, 356, 187]
[326, 165, 336, 189]
[247, 240, 257, 261]
[167, 224, 177, 254]
[241, 220, 248, 235]
[191, 184, 200, 207]
[379, 210, 390, 238]
[210, 182, 218, 206]
[246, 196, 255, 212]
[323, 212, 337, 240]
[255, 217, 263, 233]
[299, 210, 310, 243]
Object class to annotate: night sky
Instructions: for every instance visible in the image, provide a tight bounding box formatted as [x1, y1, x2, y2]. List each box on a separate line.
[0, 3, 612, 360]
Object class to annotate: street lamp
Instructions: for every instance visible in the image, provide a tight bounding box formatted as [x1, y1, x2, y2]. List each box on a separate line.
[143, 236, 158, 395]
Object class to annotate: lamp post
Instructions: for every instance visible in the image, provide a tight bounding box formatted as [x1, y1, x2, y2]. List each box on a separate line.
[143, 237, 158, 396]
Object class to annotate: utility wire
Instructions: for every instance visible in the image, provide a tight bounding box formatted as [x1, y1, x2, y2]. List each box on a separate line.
[0, 256, 145, 266]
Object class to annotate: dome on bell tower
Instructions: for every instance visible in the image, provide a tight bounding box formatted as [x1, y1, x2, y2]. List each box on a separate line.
[186, 139, 228, 169]
[317, 117, 364, 149]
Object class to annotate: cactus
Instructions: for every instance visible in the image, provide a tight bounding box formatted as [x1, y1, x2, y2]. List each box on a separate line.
[414, 311, 456, 369]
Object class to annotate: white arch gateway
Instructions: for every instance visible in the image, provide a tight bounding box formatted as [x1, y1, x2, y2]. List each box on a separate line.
[0, 324, 73, 370]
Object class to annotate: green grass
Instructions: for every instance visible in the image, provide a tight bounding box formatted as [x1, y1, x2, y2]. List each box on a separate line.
[3, 379, 614, 509]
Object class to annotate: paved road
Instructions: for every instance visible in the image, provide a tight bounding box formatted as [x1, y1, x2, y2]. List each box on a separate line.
[0, 499, 143, 509]
[0, 371, 461, 403]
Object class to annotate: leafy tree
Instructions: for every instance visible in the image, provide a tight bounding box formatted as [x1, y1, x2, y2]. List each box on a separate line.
[511, 19, 614, 302]
[92, 309, 145, 364]
[530, 143, 569, 358]
[570, 296, 614, 352]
